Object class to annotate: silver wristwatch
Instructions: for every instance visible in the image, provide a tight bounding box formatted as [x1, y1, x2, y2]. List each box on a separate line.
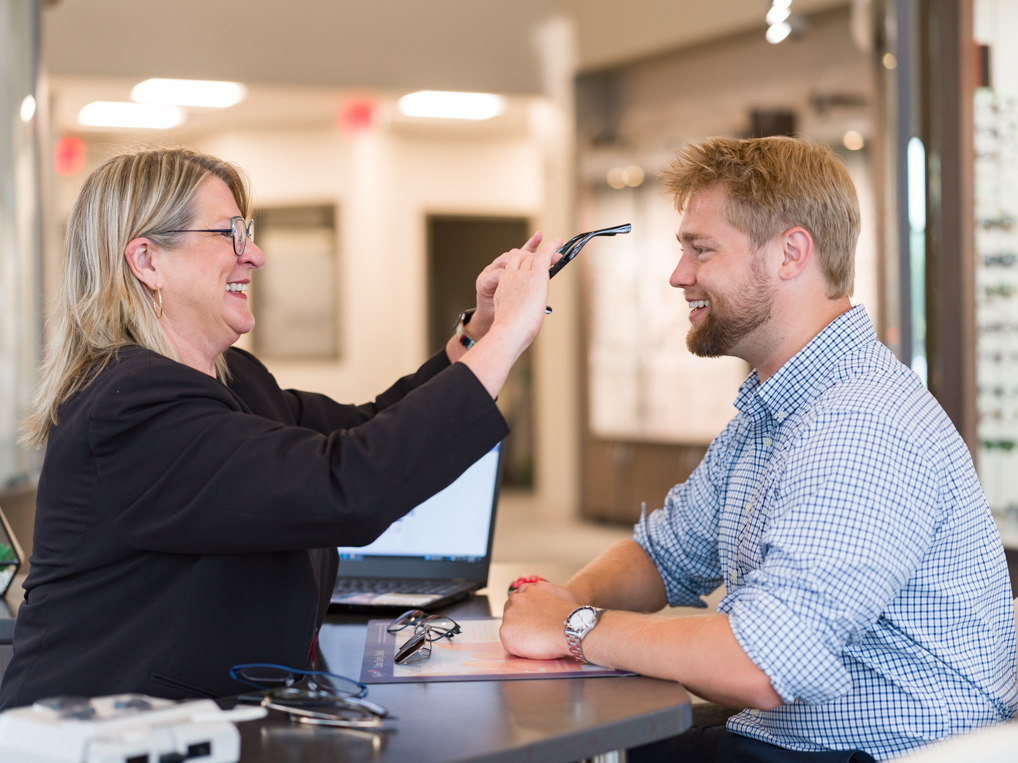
[564, 605, 605, 663]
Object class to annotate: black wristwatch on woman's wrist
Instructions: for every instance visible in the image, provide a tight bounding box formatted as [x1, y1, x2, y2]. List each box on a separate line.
[454, 308, 477, 350]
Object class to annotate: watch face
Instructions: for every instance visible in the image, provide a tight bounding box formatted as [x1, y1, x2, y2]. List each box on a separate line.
[568, 608, 596, 630]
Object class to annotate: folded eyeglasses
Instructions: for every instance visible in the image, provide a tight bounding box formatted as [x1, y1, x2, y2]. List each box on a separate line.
[387, 609, 462, 665]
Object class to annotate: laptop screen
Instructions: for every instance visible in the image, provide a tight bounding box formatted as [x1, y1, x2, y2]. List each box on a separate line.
[335, 443, 502, 578]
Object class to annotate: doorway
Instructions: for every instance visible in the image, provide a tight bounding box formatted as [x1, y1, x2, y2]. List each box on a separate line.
[427, 215, 534, 490]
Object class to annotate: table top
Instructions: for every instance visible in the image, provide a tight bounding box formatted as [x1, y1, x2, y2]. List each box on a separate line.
[0, 564, 691, 762]
[237, 572, 692, 763]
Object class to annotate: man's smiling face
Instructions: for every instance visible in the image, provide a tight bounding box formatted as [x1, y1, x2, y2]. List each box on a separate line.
[670, 185, 775, 360]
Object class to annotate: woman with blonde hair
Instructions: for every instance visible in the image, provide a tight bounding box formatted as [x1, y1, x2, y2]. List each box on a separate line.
[0, 148, 558, 707]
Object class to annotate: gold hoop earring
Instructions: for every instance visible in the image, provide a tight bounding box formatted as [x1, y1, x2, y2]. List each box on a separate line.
[151, 288, 163, 320]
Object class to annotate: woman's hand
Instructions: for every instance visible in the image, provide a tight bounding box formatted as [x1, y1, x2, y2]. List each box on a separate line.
[467, 231, 546, 341]
[453, 236, 562, 398]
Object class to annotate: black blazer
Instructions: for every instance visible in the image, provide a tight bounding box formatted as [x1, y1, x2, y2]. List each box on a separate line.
[0, 346, 507, 708]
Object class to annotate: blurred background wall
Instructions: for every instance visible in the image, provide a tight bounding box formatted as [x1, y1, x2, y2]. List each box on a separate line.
[0, 0, 993, 569]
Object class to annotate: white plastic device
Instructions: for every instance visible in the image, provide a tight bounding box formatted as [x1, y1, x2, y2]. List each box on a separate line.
[0, 693, 266, 763]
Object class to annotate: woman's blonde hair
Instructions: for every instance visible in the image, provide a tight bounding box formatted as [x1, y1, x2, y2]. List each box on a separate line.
[21, 148, 250, 448]
[660, 136, 860, 299]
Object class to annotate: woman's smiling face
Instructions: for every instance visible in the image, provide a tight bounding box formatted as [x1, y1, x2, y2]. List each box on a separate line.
[155, 176, 265, 365]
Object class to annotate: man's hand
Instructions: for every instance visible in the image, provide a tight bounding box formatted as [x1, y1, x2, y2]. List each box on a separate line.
[500, 581, 580, 660]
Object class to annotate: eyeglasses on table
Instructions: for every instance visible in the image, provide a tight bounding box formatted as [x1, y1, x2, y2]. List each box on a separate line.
[387, 609, 461, 665]
[231, 662, 389, 728]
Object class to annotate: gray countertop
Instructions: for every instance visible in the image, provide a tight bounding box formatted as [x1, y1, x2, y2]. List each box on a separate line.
[238, 594, 692, 763]
[0, 567, 692, 762]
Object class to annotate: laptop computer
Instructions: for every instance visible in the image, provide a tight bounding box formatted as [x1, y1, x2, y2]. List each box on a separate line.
[330, 442, 503, 612]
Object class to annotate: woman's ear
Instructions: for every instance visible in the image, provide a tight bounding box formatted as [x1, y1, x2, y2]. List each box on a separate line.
[124, 238, 161, 291]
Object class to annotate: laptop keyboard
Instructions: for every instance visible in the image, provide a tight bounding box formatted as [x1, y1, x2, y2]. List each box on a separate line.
[333, 578, 468, 596]
[330, 577, 477, 607]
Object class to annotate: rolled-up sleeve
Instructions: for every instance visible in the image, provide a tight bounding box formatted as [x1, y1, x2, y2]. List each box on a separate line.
[724, 411, 939, 705]
[633, 422, 740, 608]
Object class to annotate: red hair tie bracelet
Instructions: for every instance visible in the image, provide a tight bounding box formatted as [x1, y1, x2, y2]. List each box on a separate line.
[508, 575, 546, 594]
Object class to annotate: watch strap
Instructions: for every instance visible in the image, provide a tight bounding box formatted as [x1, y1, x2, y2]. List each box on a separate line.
[454, 308, 477, 350]
[564, 606, 604, 663]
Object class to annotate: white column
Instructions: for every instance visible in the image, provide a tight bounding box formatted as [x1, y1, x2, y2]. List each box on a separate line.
[530, 15, 580, 518]
[0, 0, 42, 484]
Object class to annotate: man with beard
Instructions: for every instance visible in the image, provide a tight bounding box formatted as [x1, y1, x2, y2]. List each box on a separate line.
[499, 136, 1017, 762]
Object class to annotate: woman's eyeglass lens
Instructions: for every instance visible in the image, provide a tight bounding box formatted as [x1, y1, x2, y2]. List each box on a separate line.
[230, 216, 254, 256]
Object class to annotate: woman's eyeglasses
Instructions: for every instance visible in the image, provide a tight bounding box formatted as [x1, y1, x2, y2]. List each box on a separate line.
[160, 216, 255, 256]
[387, 609, 461, 665]
[231, 662, 389, 729]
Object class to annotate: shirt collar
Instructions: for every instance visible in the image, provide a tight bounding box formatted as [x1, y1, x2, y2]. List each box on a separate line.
[734, 304, 875, 420]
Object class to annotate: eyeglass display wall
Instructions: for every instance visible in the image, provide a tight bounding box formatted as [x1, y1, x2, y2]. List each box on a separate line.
[974, 0, 1018, 537]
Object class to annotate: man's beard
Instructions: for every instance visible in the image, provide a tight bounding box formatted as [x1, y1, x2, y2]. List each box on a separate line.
[686, 262, 773, 358]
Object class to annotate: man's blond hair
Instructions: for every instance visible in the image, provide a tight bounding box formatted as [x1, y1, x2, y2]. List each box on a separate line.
[660, 136, 860, 299]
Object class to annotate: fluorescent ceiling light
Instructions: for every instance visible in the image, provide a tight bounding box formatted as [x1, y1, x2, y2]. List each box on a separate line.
[131, 78, 246, 108]
[398, 91, 505, 121]
[78, 101, 185, 129]
[766, 21, 792, 44]
[766, 5, 791, 25]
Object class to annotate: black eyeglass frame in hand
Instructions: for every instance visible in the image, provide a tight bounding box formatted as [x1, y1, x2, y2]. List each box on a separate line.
[548, 223, 632, 279]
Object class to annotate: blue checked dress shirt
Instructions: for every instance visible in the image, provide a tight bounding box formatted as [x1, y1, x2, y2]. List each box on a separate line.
[634, 305, 1018, 760]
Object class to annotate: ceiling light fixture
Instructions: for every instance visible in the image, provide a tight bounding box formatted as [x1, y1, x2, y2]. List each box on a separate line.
[398, 91, 505, 121]
[766, 0, 793, 44]
[78, 101, 185, 130]
[131, 78, 246, 108]
[765, 5, 791, 26]
[20, 95, 36, 123]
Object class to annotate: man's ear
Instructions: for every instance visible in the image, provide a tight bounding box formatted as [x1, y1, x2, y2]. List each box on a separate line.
[776, 227, 814, 282]
[124, 238, 162, 292]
